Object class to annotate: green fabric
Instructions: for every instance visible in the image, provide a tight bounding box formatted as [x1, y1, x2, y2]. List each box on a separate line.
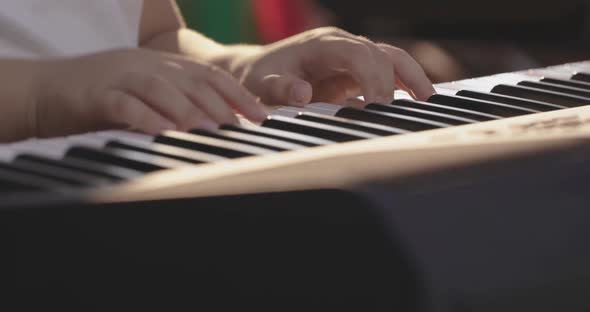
[177, 0, 258, 44]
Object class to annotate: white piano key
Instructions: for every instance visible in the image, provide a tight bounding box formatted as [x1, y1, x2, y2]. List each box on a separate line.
[433, 86, 458, 95]
[394, 90, 413, 99]
[38, 138, 70, 149]
[302, 106, 337, 115]
[0, 150, 16, 162]
[437, 82, 463, 91]
[7, 140, 67, 159]
[66, 134, 110, 148]
[570, 63, 590, 71]
[290, 106, 340, 116]
[492, 72, 535, 83]
[271, 108, 299, 118]
[306, 103, 343, 112]
[450, 78, 498, 92]
[527, 68, 574, 79]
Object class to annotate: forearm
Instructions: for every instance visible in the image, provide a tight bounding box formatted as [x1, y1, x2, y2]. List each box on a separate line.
[140, 28, 262, 76]
[0, 60, 45, 142]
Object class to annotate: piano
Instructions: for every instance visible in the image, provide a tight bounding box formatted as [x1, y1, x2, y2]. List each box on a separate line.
[5, 61, 590, 311]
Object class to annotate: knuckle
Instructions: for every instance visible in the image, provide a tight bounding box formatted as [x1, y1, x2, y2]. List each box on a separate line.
[139, 74, 166, 94]
[101, 92, 137, 125]
[354, 35, 372, 44]
[377, 45, 391, 54]
[315, 26, 342, 36]
[202, 64, 222, 77]
[391, 47, 410, 58]
[376, 46, 391, 58]
[348, 42, 372, 58]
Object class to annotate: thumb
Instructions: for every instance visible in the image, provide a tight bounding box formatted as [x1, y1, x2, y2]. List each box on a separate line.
[259, 74, 312, 107]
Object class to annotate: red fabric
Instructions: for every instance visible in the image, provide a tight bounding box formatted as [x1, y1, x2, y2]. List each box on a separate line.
[253, 0, 313, 43]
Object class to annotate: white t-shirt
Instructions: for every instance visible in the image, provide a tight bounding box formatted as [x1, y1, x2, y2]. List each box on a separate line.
[0, 0, 143, 58]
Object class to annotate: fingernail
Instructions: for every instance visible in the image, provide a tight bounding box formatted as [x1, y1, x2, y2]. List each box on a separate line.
[291, 83, 310, 105]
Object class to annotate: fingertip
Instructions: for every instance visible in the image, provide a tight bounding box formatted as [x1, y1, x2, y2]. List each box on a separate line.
[246, 105, 269, 122]
[416, 86, 436, 101]
[363, 91, 377, 104]
[375, 95, 392, 105]
[141, 118, 175, 135]
[182, 112, 219, 132]
[290, 82, 313, 106]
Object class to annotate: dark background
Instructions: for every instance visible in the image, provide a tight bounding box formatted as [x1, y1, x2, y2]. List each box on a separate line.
[179, 0, 590, 83]
[316, 0, 590, 82]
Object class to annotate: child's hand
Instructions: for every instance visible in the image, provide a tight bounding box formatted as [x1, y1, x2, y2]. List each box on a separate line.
[34, 49, 267, 138]
[226, 27, 435, 107]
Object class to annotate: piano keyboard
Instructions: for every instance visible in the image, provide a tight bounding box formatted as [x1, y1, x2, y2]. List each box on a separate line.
[1, 60, 590, 199]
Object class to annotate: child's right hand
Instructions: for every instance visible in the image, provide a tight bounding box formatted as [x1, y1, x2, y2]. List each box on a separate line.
[33, 49, 267, 138]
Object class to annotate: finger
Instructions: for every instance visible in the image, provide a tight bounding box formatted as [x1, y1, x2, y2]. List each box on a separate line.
[255, 74, 313, 107]
[394, 78, 416, 98]
[378, 44, 435, 101]
[372, 46, 396, 103]
[322, 32, 396, 103]
[311, 37, 382, 104]
[312, 75, 360, 104]
[121, 73, 217, 131]
[204, 67, 268, 122]
[99, 89, 176, 135]
[183, 83, 239, 125]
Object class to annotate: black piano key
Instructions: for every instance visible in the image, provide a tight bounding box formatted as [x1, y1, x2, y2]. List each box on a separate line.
[335, 107, 450, 132]
[491, 84, 590, 108]
[572, 72, 590, 82]
[295, 112, 408, 136]
[106, 140, 227, 164]
[14, 154, 136, 181]
[365, 103, 476, 125]
[541, 77, 590, 91]
[155, 131, 275, 158]
[0, 167, 72, 192]
[10, 158, 115, 186]
[428, 94, 537, 117]
[220, 124, 335, 147]
[65, 146, 182, 173]
[455, 90, 565, 112]
[0, 161, 98, 187]
[189, 129, 305, 152]
[517, 81, 590, 99]
[262, 116, 377, 142]
[0, 171, 43, 192]
[391, 99, 500, 122]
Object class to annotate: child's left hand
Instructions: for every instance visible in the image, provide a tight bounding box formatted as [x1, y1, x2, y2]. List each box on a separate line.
[223, 27, 435, 107]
